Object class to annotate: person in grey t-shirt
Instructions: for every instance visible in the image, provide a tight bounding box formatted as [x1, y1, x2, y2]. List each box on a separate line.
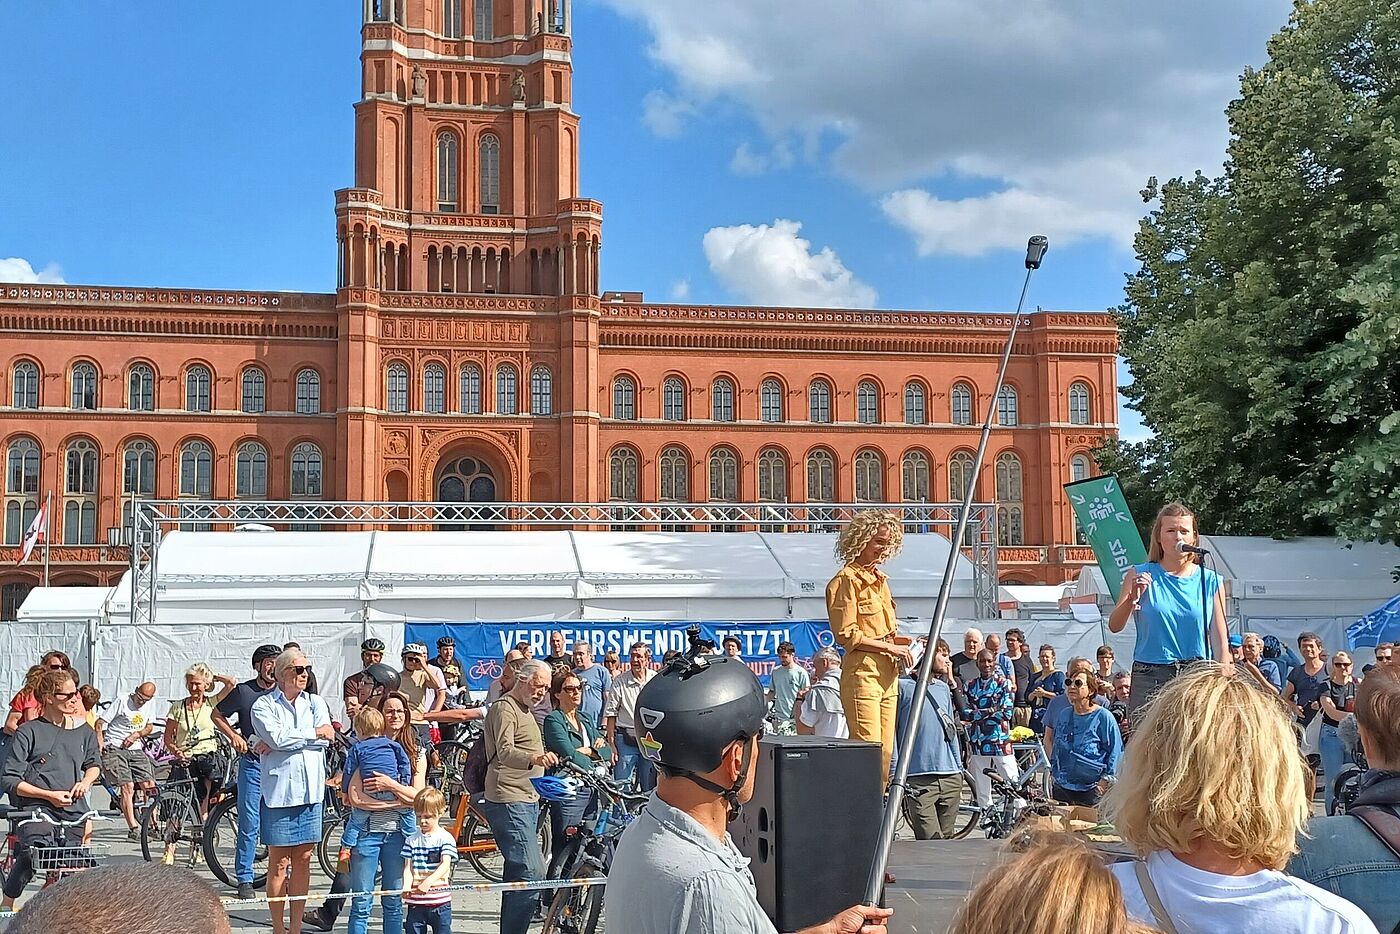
[605, 631, 892, 934]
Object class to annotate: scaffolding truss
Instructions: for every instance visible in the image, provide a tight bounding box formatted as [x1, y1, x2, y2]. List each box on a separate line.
[129, 500, 999, 626]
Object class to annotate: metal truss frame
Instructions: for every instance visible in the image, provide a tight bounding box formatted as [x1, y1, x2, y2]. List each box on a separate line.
[130, 500, 998, 626]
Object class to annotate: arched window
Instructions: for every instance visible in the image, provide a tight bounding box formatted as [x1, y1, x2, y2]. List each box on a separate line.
[808, 380, 832, 423]
[709, 448, 738, 501]
[474, 0, 493, 39]
[437, 132, 459, 212]
[241, 367, 266, 414]
[70, 362, 97, 410]
[904, 382, 926, 425]
[128, 364, 154, 411]
[386, 363, 409, 413]
[760, 379, 784, 423]
[291, 442, 323, 497]
[1, 582, 32, 622]
[459, 364, 482, 414]
[951, 382, 973, 426]
[235, 441, 269, 499]
[121, 440, 156, 534]
[948, 450, 974, 501]
[295, 369, 321, 414]
[856, 381, 879, 425]
[659, 446, 689, 501]
[179, 441, 213, 498]
[1070, 453, 1092, 545]
[995, 452, 1024, 545]
[442, 0, 463, 38]
[530, 366, 553, 415]
[1069, 382, 1091, 425]
[3, 438, 41, 546]
[608, 447, 638, 500]
[806, 450, 835, 501]
[478, 135, 501, 214]
[63, 439, 99, 544]
[996, 385, 1018, 427]
[662, 377, 686, 421]
[423, 363, 446, 413]
[495, 363, 518, 414]
[855, 449, 883, 502]
[612, 376, 636, 420]
[902, 451, 930, 502]
[711, 378, 735, 422]
[12, 361, 38, 409]
[185, 364, 212, 412]
[758, 449, 788, 502]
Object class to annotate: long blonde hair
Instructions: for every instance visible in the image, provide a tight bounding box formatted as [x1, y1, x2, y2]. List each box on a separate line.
[834, 509, 903, 565]
[947, 835, 1159, 934]
[1146, 502, 1199, 564]
[1102, 663, 1308, 869]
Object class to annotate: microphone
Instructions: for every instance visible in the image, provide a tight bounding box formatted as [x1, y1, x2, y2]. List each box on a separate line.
[1178, 541, 1210, 556]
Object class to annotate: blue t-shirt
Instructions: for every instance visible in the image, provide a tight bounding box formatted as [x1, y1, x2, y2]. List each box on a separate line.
[574, 664, 612, 727]
[341, 735, 411, 795]
[1131, 561, 1220, 664]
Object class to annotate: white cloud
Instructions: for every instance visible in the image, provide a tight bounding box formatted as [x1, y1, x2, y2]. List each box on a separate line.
[730, 140, 794, 176]
[0, 257, 65, 284]
[670, 278, 691, 300]
[702, 219, 877, 308]
[641, 90, 698, 138]
[881, 186, 1132, 257]
[600, 0, 1289, 255]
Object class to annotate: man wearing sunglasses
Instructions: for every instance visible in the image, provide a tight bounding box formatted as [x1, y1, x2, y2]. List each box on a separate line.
[1362, 642, 1395, 677]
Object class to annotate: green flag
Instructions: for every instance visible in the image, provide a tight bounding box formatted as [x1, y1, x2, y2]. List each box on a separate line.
[1065, 475, 1148, 592]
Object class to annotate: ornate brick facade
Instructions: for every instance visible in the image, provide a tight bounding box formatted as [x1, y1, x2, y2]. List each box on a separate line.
[0, 0, 1116, 616]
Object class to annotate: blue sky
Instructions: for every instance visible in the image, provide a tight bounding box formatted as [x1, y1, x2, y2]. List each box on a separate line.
[0, 2, 1294, 440]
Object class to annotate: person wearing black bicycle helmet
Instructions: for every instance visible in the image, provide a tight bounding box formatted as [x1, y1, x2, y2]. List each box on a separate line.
[604, 628, 893, 934]
[342, 637, 391, 709]
[210, 643, 282, 899]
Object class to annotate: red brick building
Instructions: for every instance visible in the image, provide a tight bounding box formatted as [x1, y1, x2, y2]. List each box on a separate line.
[0, 0, 1115, 618]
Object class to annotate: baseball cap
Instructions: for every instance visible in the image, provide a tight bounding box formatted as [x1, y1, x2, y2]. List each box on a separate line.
[1228, 634, 1243, 648]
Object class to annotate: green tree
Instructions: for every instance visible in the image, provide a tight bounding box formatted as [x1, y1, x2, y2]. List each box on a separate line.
[1109, 0, 1400, 549]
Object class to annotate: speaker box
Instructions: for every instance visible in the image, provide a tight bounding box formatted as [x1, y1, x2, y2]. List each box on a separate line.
[733, 734, 883, 931]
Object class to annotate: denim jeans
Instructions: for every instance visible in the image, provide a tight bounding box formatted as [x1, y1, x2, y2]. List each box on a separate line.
[547, 789, 596, 867]
[235, 753, 262, 884]
[406, 902, 452, 934]
[347, 828, 406, 934]
[612, 733, 654, 792]
[480, 799, 545, 934]
[1319, 722, 1348, 814]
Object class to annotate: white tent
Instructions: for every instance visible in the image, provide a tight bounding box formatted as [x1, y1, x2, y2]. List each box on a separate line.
[11, 529, 979, 717]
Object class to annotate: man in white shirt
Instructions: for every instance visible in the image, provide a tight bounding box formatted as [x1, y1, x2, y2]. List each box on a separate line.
[797, 648, 848, 739]
[605, 641, 655, 791]
[99, 681, 158, 839]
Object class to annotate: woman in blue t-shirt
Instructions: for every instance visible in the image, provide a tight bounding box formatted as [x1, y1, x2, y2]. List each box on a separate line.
[1107, 502, 1232, 714]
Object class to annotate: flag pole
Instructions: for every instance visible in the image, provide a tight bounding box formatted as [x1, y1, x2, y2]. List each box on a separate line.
[863, 236, 1048, 906]
[43, 490, 52, 586]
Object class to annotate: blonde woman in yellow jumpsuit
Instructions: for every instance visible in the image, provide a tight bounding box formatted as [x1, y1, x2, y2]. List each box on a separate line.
[826, 510, 914, 784]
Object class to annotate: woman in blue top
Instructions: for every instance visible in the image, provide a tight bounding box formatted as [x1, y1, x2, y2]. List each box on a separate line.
[1048, 670, 1122, 806]
[1108, 502, 1232, 715]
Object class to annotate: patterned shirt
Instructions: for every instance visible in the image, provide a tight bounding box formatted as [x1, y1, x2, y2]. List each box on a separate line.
[401, 825, 457, 907]
[960, 674, 1014, 756]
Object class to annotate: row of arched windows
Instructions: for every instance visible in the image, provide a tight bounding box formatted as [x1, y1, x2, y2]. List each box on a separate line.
[8, 361, 323, 415]
[611, 376, 1097, 426]
[436, 132, 500, 214]
[3, 437, 324, 546]
[385, 362, 551, 416]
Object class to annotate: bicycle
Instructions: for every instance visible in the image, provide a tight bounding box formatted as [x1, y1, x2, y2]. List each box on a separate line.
[139, 732, 236, 868]
[897, 768, 980, 840]
[980, 742, 1053, 840]
[540, 761, 650, 934]
[0, 808, 109, 894]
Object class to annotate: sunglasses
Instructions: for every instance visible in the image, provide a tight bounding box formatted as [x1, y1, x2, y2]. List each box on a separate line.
[559, 686, 582, 694]
[1378, 655, 1394, 661]
[1333, 661, 1352, 668]
[47, 663, 67, 670]
[53, 690, 80, 701]
[1068, 678, 1090, 688]
[291, 665, 311, 675]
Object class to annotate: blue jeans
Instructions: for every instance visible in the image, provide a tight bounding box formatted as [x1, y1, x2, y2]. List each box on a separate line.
[480, 800, 545, 934]
[547, 789, 596, 868]
[347, 828, 406, 934]
[235, 753, 262, 884]
[612, 733, 654, 792]
[406, 902, 452, 934]
[1320, 722, 1348, 814]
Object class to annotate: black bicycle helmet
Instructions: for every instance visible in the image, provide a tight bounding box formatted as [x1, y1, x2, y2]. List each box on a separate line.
[635, 626, 768, 820]
[360, 638, 386, 653]
[252, 644, 282, 665]
[365, 663, 401, 693]
[436, 635, 455, 648]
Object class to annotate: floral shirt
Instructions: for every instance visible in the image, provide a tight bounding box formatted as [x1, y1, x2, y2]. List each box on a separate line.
[960, 674, 1014, 756]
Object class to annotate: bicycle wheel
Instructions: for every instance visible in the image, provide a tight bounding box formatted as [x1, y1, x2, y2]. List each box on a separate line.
[203, 797, 268, 888]
[460, 810, 503, 882]
[898, 770, 980, 841]
[139, 786, 189, 864]
[317, 812, 347, 879]
[541, 864, 603, 934]
[435, 741, 472, 810]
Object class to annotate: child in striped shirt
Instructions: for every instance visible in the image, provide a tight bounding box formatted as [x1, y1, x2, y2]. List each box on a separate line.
[401, 786, 456, 934]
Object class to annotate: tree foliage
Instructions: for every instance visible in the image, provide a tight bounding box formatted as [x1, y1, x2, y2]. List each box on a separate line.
[1107, 0, 1400, 548]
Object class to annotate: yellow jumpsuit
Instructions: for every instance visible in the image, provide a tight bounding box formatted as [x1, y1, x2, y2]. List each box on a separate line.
[826, 564, 899, 783]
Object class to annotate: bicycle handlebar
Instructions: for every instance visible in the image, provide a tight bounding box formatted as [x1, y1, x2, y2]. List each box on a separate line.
[562, 759, 649, 806]
[14, 809, 107, 829]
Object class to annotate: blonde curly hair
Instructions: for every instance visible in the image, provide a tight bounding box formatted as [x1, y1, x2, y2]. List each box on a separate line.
[835, 510, 903, 565]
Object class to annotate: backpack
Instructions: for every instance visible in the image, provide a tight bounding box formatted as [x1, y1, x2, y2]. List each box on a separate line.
[461, 702, 500, 796]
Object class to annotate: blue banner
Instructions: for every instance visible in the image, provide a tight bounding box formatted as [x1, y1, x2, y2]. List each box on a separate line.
[404, 620, 835, 690]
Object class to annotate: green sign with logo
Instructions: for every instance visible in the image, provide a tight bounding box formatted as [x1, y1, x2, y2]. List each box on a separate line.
[1065, 475, 1148, 591]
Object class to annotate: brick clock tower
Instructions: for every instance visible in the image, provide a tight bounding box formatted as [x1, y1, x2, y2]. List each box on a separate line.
[334, 0, 603, 506]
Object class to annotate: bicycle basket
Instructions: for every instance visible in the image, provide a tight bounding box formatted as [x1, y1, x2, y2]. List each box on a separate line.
[30, 843, 108, 872]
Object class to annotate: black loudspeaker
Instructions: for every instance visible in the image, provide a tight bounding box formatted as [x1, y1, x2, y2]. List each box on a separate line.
[733, 734, 883, 932]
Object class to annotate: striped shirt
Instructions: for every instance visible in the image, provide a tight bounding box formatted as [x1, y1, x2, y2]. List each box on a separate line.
[401, 825, 457, 907]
